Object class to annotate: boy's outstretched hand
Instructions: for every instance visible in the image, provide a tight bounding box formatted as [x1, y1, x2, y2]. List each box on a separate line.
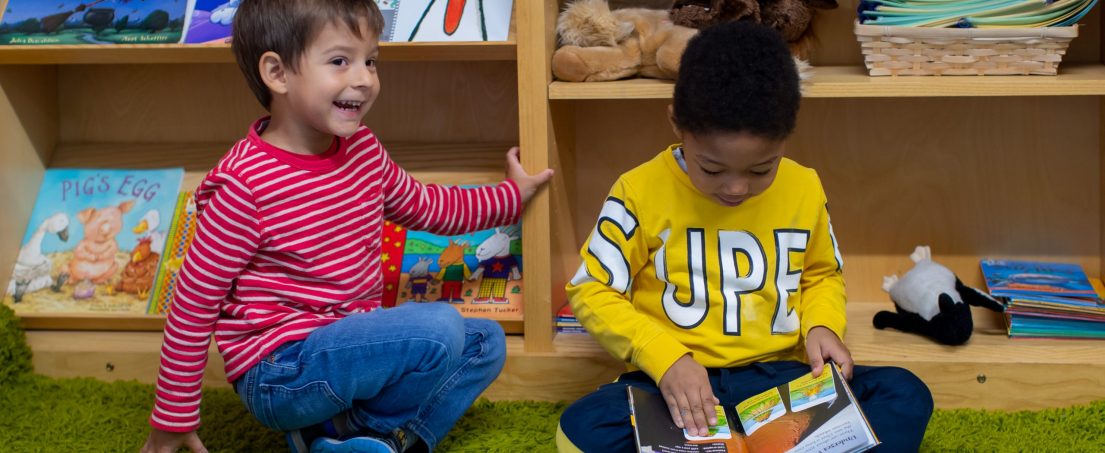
[659, 354, 719, 438]
[806, 326, 854, 380]
[141, 428, 207, 453]
[505, 147, 554, 204]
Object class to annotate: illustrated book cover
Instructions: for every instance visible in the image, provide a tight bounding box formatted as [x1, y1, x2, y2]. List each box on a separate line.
[379, 219, 522, 322]
[1, 0, 189, 45]
[4, 168, 184, 320]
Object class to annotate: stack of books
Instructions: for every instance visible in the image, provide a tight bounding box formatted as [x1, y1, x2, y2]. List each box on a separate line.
[556, 303, 587, 335]
[980, 260, 1105, 339]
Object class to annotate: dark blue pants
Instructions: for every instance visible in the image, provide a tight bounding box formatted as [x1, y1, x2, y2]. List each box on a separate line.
[559, 361, 933, 452]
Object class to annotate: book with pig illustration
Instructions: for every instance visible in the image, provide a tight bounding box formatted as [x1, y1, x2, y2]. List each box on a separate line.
[0, 1, 190, 45]
[2, 168, 183, 324]
[629, 363, 878, 453]
[379, 219, 522, 322]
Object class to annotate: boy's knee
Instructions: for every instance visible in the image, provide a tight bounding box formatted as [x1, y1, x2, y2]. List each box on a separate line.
[881, 367, 934, 414]
[466, 318, 507, 364]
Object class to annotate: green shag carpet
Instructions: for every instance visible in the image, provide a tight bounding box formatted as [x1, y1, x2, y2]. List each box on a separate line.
[1, 305, 1104, 452]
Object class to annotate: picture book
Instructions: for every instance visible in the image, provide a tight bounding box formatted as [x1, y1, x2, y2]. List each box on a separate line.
[980, 259, 1099, 301]
[3, 168, 184, 317]
[1, 0, 189, 45]
[629, 363, 878, 453]
[389, 0, 512, 42]
[379, 219, 522, 321]
[181, 0, 235, 44]
[181, 0, 398, 44]
[147, 190, 197, 315]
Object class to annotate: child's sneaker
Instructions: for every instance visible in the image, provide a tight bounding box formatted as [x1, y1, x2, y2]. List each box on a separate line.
[286, 413, 356, 453]
[309, 435, 400, 453]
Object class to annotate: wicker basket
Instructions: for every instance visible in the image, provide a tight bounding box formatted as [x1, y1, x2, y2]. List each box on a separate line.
[854, 22, 1078, 76]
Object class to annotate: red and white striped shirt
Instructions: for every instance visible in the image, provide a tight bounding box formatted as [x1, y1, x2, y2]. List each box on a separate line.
[150, 118, 521, 431]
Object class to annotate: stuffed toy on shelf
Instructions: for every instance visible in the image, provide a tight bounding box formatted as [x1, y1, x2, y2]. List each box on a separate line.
[874, 245, 1006, 345]
[551, 0, 835, 82]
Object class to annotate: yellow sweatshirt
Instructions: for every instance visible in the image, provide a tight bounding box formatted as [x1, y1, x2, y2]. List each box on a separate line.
[567, 145, 846, 383]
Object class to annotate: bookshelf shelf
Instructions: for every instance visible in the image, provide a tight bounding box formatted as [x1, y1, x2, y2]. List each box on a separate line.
[0, 41, 517, 65]
[548, 64, 1105, 99]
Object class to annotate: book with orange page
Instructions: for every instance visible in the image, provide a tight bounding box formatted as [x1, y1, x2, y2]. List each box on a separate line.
[628, 362, 878, 453]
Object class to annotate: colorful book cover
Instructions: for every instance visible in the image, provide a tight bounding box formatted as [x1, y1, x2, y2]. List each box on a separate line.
[182, 0, 235, 44]
[181, 0, 398, 44]
[787, 367, 838, 412]
[390, 0, 512, 42]
[980, 259, 1099, 301]
[147, 190, 197, 315]
[4, 168, 184, 316]
[0, 1, 189, 45]
[379, 219, 522, 321]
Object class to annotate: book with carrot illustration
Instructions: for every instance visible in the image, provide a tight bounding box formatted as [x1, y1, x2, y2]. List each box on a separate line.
[628, 363, 878, 453]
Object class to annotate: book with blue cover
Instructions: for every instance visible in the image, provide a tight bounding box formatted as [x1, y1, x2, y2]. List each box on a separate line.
[980, 259, 1099, 301]
[0, 0, 190, 45]
[3, 168, 184, 320]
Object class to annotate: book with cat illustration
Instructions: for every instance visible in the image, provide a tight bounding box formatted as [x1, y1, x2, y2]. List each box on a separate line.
[1, 0, 190, 45]
[379, 219, 522, 322]
[3, 168, 183, 327]
[628, 363, 878, 453]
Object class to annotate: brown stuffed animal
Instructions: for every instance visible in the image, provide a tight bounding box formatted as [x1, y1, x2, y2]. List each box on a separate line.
[553, 0, 697, 82]
[670, 0, 838, 59]
[551, 0, 831, 82]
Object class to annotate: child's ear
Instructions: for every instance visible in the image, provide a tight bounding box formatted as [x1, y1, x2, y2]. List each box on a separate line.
[667, 104, 683, 141]
[259, 51, 290, 95]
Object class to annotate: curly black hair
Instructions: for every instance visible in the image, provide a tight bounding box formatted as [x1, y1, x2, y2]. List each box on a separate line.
[672, 21, 800, 140]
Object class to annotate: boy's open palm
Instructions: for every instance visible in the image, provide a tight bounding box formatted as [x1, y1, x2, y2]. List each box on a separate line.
[658, 354, 719, 438]
[806, 326, 854, 380]
[141, 428, 207, 453]
[505, 147, 553, 204]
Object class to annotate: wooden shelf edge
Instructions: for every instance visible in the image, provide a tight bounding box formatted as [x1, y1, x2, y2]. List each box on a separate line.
[0, 41, 517, 64]
[549, 64, 1105, 100]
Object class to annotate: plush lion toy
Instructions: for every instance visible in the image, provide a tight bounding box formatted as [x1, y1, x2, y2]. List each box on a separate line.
[552, 0, 833, 82]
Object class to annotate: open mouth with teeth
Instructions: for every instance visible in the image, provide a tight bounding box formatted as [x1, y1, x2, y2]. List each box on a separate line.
[334, 100, 363, 112]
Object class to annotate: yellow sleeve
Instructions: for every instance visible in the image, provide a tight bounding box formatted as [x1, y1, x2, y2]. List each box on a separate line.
[566, 179, 690, 383]
[798, 176, 847, 340]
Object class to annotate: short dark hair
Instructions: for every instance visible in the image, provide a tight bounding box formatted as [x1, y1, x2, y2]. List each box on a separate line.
[672, 21, 800, 140]
[232, 0, 385, 109]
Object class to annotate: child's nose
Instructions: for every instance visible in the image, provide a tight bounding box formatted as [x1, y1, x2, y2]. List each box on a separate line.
[351, 66, 375, 89]
[723, 179, 750, 196]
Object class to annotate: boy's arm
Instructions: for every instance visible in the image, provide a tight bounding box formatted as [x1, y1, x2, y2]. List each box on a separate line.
[150, 172, 261, 432]
[797, 177, 847, 341]
[566, 180, 690, 383]
[381, 146, 522, 235]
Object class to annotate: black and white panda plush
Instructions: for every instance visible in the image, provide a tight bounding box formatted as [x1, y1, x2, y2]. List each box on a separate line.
[873, 246, 1006, 345]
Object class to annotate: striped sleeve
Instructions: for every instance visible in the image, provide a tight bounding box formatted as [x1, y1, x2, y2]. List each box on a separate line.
[380, 147, 521, 234]
[150, 170, 261, 432]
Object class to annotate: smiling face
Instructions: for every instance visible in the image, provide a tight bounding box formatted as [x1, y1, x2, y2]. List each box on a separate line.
[265, 16, 380, 153]
[674, 121, 785, 207]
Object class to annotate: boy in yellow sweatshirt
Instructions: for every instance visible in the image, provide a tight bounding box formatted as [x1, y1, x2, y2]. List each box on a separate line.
[557, 22, 933, 452]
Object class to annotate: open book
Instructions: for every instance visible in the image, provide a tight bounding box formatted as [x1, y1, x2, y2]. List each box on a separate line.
[628, 363, 878, 453]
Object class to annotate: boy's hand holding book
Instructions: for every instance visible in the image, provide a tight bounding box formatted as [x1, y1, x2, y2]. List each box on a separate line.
[659, 354, 721, 437]
[505, 147, 554, 204]
[806, 326, 853, 379]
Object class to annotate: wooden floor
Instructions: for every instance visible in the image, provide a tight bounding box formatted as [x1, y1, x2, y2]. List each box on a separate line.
[24, 302, 1105, 411]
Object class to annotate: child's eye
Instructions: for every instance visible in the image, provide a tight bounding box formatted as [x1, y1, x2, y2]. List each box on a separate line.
[700, 166, 723, 176]
[366, 58, 377, 67]
[750, 169, 771, 176]
[330, 58, 348, 66]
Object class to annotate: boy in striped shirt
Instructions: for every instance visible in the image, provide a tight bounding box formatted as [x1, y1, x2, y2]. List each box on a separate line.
[141, 1, 552, 452]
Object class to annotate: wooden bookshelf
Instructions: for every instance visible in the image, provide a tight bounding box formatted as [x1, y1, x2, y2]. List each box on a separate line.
[549, 64, 1105, 99]
[0, 41, 517, 64]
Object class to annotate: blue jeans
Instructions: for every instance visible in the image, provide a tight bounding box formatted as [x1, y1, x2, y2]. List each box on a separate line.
[560, 361, 933, 452]
[233, 302, 507, 450]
